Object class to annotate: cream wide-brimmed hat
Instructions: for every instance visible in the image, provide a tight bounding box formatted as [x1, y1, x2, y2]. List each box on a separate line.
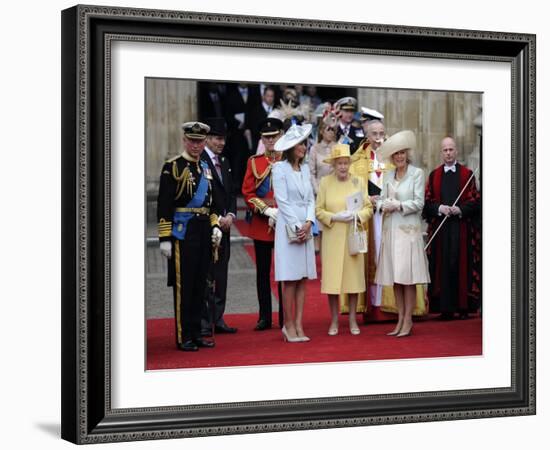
[322, 143, 352, 163]
[273, 123, 313, 152]
[376, 130, 416, 163]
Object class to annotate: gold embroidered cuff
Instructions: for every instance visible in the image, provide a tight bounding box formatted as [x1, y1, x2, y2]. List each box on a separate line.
[210, 214, 220, 228]
[249, 197, 268, 213]
[158, 219, 172, 238]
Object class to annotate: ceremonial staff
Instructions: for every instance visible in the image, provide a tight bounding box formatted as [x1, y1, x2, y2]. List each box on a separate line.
[424, 167, 478, 251]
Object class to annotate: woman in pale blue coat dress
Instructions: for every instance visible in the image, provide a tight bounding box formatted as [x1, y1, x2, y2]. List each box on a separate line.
[272, 124, 317, 343]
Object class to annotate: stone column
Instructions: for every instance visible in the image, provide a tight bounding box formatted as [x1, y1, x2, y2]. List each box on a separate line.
[145, 78, 198, 225]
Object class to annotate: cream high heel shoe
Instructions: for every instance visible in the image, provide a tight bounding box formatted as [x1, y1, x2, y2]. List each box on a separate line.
[295, 328, 310, 342]
[282, 326, 302, 343]
[349, 321, 361, 335]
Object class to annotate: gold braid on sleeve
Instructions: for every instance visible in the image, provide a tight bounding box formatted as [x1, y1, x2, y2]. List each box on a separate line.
[158, 218, 172, 238]
[249, 197, 268, 214]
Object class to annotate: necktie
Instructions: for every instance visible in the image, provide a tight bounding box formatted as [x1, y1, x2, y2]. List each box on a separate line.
[213, 155, 223, 181]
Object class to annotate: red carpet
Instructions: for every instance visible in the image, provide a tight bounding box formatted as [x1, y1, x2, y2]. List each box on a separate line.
[147, 313, 481, 370]
[147, 230, 482, 370]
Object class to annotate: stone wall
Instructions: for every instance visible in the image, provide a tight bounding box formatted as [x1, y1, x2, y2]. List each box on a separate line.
[358, 88, 482, 175]
[145, 78, 198, 196]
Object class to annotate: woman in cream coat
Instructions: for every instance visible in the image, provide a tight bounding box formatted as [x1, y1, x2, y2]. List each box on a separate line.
[315, 144, 373, 336]
[374, 130, 430, 337]
[272, 124, 317, 343]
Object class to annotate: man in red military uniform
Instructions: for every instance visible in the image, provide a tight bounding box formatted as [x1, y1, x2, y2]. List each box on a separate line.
[241, 118, 284, 330]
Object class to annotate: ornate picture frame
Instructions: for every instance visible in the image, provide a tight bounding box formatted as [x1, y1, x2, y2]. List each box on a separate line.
[61, 4, 535, 444]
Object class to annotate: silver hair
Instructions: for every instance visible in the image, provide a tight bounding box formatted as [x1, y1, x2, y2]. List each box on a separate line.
[366, 119, 384, 133]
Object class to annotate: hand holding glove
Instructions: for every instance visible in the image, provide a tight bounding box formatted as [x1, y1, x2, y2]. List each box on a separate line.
[211, 227, 222, 247]
[264, 207, 278, 222]
[160, 241, 172, 259]
[332, 210, 354, 223]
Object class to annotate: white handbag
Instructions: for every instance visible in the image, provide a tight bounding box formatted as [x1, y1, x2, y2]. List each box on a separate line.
[348, 214, 368, 255]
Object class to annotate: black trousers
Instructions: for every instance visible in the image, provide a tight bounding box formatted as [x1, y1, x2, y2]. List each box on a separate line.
[202, 231, 230, 330]
[439, 220, 460, 314]
[171, 218, 212, 344]
[253, 239, 283, 326]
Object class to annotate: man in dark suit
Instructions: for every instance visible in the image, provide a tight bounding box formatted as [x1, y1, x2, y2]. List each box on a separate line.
[334, 96, 364, 154]
[247, 86, 277, 152]
[199, 83, 226, 121]
[201, 117, 239, 336]
[224, 83, 261, 190]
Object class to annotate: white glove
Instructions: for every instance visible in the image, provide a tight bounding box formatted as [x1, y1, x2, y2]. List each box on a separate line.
[268, 216, 276, 228]
[212, 227, 223, 246]
[264, 207, 278, 221]
[332, 210, 354, 223]
[382, 199, 400, 213]
[438, 204, 452, 216]
[160, 241, 172, 259]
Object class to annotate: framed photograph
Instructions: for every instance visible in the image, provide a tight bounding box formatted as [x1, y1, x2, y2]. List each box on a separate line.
[61, 4, 535, 444]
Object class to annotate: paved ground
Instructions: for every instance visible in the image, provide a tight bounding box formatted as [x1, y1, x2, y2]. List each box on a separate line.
[145, 197, 279, 319]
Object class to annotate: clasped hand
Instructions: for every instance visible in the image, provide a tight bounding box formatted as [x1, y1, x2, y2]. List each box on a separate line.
[382, 198, 401, 213]
[439, 205, 461, 216]
[296, 221, 312, 241]
[332, 210, 355, 223]
[219, 215, 233, 232]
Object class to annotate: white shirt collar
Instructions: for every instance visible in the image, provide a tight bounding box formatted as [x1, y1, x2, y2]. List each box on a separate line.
[339, 122, 350, 132]
[262, 101, 272, 112]
[204, 147, 217, 161]
[444, 161, 457, 172]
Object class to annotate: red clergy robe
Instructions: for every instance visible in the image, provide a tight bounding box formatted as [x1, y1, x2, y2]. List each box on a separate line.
[423, 164, 481, 312]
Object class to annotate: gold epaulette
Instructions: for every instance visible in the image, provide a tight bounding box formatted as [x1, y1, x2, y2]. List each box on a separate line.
[158, 218, 172, 238]
[251, 156, 272, 183]
[166, 153, 182, 163]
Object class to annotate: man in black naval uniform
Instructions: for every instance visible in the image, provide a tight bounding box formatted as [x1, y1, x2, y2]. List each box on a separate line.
[157, 121, 223, 352]
[200, 117, 238, 336]
[334, 96, 364, 154]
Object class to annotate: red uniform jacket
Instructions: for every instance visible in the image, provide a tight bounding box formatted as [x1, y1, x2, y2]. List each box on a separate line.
[241, 153, 279, 242]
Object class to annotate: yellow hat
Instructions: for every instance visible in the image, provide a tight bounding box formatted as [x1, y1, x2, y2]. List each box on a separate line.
[322, 143, 351, 163]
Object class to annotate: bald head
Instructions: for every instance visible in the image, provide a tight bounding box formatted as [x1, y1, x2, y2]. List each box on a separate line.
[441, 137, 457, 166]
[366, 120, 385, 150]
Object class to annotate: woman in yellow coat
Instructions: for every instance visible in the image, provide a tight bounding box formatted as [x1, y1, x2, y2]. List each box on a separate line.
[315, 144, 373, 336]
